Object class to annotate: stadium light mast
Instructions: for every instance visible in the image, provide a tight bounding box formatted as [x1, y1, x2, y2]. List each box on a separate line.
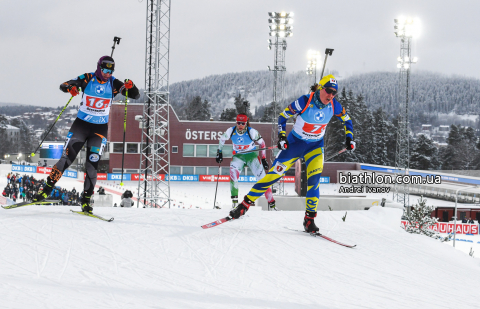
[393, 17, 418, 210]
[267, 11, 293, 196]
[137, 0, 172, 208]
[306, 50, 320, 84]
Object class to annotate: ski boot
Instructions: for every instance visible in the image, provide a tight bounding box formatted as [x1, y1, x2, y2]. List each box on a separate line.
[231, 195, 238, 209]
[81, 196, 93, 214]
[33, 183, 53, 203]
[230, 196, 254, 219]
[268, 201, 277, 211]
[303, 211, 319, 233]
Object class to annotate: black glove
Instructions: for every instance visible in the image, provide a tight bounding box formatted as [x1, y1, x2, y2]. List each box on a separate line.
[216, 150, 223, 163]
[261, 158, 269, 171]
[345, 137, 356, 151]
[277, 133, 289, 150]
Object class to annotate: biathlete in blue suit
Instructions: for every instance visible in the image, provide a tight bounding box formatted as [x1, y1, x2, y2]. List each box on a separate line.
[33, 56, 140, 213]
[229, 75, 356, 232]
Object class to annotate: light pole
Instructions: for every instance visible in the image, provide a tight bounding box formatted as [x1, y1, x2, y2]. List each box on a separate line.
[306, 50, 320, 84]
[393, 17, 419, 210]
[268, 11, 293, 196]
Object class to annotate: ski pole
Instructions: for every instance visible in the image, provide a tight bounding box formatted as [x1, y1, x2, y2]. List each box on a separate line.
[31, 96, 74, 157]
[320, 48, 334, 80]
[111, 36, 121, 57]
[120, 89, 128, 186]
[213, 164, 221, 209]
[325, 148, 346, 162]
[232, 145, 278, 155]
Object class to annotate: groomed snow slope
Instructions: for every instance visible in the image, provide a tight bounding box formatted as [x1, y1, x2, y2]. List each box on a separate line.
[1, 206, 479, 309]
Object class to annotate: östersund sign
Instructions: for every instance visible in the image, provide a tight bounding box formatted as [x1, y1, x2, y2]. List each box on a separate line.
[185, 129, 224, 141]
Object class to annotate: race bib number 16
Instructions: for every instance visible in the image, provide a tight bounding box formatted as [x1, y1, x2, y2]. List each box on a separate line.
[85, 96, 110, 110]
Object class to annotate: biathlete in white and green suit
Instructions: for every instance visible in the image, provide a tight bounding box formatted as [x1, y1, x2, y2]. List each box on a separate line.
[215, 113, 276, 209]
[228, 75, 356, 233]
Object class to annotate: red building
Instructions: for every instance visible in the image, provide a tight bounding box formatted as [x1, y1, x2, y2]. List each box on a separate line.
[107, 103, 293, 176]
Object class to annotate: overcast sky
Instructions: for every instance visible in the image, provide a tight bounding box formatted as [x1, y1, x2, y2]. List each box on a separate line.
[2, 0, 480, 107]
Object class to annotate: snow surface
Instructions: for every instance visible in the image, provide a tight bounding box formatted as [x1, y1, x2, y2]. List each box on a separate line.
[2, 169, 480, 308]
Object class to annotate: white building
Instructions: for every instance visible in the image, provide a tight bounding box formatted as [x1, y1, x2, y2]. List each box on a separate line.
[5, 124, 20, 142]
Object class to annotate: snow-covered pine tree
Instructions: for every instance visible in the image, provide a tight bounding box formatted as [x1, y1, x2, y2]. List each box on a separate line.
[410, 134, 440, 170]
[403, 196, 450, 241]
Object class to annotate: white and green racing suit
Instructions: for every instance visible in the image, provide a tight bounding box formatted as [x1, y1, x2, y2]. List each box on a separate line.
[218, 126, 275, 207]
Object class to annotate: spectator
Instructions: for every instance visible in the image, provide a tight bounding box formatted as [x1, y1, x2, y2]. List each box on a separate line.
[468, 217, 474, 224]
[462, 217, 468, 224]
[120, 190, 134, 208]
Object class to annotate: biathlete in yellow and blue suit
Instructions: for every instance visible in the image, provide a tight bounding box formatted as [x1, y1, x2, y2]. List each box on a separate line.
[228, 75, 356, 233]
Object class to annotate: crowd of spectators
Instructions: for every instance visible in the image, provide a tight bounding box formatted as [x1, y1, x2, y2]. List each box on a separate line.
[3, 173, 80, 205]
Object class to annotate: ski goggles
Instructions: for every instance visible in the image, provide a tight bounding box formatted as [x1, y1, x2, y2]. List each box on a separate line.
[324, 88, 337, 96]
[237, 122, 246, 126]
[101, 68, 114, 74]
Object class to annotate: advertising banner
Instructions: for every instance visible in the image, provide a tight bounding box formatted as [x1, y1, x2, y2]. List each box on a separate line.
[107, 174, 132, 181]
[166, 175, 198, 181]
[199, 175, 230, 182]
[401, 220, 479, 235]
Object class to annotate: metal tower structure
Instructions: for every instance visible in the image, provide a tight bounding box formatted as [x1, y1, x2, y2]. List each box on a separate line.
[267, 11, 293, 196]
[393, 17, 418, 208]
[137, 0, 171, 208]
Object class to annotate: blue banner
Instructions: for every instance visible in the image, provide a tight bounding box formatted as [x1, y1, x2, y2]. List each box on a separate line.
[62, 170, 77, 179]
[319, 177, 330, 183]
[238, 176, 258, 182]
[107, 173, 131, 181]
[166, 174, 199, 181]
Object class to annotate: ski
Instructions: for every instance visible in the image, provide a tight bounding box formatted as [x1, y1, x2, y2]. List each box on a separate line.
[285, 227, 356, 248]
[70, 209, 114, 222]
[201, 216, 233, 229]
[1, 200, 61, 209]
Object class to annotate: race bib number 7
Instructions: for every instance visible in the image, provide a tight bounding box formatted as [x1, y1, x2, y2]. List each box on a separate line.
[302, 123, 327, 134]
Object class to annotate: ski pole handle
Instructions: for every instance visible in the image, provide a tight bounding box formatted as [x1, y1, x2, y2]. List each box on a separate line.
[325, 148, 346, 162]
[232, 145, 278, 155]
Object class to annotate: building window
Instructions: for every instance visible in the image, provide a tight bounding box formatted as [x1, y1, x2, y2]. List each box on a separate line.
[112, 143, 124, 153]
[208, 145, 217, 157]
[183, 144, 194, 157]
[172, 146, 178, 153]
[196, 145, 208, 157]
[221, 167, 230, 176]
[155, 143, 166, 154]
[170, 166, 181, 174]
[183, 166, 194, 175]
[223, 145, 233, 158]
[209, 166, 219, 175]
[195, 167, 207, 175]
[126, 143, 138, 153]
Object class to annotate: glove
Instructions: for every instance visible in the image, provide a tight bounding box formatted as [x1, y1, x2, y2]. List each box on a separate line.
[277, 133, 288, 150]
[68, 85, 79, 97]
[346, 137, 356, 151]
[261, 158, 269, 171]
[124, 79, 134, 90]
[216, 150, 223, 163]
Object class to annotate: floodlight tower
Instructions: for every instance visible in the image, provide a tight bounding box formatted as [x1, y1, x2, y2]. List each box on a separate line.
[137, 0, 172, 208]
[393, 17, 418, 209]
[267, 11, 293, 196]
[306, 50, 320, 84]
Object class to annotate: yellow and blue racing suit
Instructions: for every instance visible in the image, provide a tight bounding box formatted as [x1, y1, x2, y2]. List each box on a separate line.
[245, 92, 354, 212]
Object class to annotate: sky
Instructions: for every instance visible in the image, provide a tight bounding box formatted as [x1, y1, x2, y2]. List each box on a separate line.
[2, 0, 480, 107]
